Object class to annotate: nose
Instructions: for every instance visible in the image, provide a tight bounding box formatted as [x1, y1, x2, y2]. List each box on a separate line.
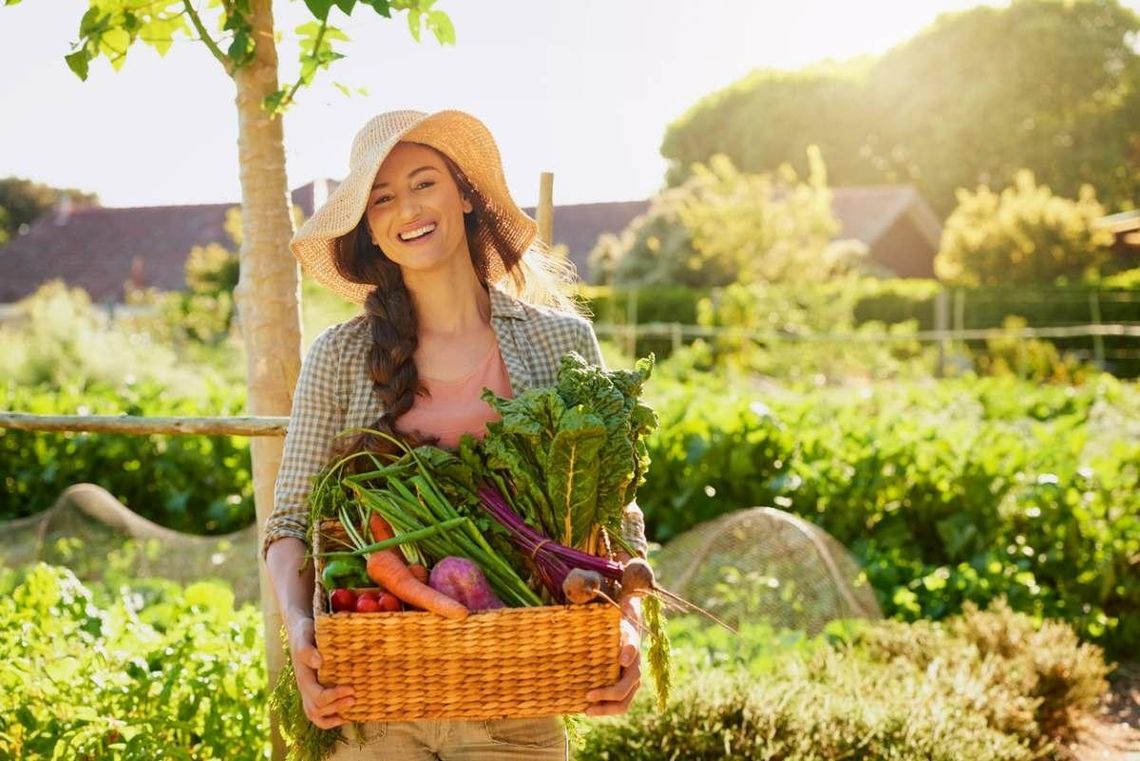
[397, 194, 421, 220]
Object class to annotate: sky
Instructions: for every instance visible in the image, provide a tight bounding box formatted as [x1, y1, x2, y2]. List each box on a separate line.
[2, 0, 1134, 210]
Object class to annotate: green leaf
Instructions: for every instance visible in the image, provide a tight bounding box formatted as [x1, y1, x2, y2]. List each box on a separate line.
[361, 0, 392, 17]
[406, 8, 422, 42]
[333, 0, 356, 14]
[294, 21, 324, 40]
[227, 30, 254, 66]
[78, 6, 103, 37]
[546, 407, 607, 546]
[303, 0, 335, 21]
[426, 10, 454, 45]
[65, 50, 90, 81]
[334, 81, 351, 97]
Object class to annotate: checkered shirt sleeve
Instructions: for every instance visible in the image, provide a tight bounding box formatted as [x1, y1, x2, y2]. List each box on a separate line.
[261, 325, 345, 560]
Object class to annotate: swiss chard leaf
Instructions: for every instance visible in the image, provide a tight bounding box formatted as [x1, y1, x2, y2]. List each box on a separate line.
[546, 406, 607, 546]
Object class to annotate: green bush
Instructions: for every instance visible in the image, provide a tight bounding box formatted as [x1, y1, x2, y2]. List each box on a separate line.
[0, 564, 268, 759]
[638, 375, 1140, 653]
[936, 171, 1114, 286]
[0, 380, 253, 534]
[579, 602, 1109, 761]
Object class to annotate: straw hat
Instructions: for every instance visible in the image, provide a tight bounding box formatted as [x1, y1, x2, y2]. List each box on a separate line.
[290, 110, 538, 304]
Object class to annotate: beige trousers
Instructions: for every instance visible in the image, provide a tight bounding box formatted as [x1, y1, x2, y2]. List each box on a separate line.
[328, 716, 568, 760]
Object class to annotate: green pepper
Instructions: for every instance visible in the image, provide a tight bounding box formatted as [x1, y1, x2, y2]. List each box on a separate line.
[321, 557, 369, 589]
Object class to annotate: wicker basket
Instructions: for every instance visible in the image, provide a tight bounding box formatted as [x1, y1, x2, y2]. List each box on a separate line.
[312, 520, 623, 721]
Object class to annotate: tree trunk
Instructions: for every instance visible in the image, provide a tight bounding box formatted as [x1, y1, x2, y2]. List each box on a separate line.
[231, 1, 302, 757]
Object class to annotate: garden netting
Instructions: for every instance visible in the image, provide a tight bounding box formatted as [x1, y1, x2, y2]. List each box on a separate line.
[652, 506, 882, 633]
[0, 483, 261, 604]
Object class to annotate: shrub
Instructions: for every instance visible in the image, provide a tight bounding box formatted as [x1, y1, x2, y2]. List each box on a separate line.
[0, 564, 268, 760]
[579, 602, 1109, 761]
[936, 171, 1114, 286]
[596, 151, 866, 288]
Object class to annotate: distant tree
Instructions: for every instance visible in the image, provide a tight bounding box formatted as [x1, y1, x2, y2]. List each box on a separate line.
[935, 170, 1114, 285]
[662, 0, 1140, 218]
[599, 149, 866, 288]
[0, 176, 98, 240]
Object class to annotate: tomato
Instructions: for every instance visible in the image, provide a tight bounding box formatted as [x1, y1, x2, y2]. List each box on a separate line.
[376, 592, 402, 612]
[355, 594, 381, 613]
[330, 588, 357, 613]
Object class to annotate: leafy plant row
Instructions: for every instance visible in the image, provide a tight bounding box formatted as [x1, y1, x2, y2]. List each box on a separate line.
[638, 374, 1140, 653]
[0, 380, 253, 534]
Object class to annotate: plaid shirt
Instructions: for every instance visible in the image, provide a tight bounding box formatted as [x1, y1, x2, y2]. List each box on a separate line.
[262, 285, 648, 560]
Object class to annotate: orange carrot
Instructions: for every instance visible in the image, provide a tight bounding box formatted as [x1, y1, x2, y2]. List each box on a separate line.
[408, 563, 429, 584]
[370, 513, 397, 543]
[366, 550, 468, 620]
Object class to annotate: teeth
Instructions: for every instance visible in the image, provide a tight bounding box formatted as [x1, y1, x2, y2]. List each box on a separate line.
[399, 223, 436, 241]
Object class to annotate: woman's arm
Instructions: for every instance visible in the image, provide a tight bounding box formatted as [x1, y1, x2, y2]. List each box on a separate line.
[262, 325, 357, 728]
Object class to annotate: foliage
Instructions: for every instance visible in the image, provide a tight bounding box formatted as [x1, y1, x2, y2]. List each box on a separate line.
[127, 207, 243, 344]
[0, 175, 98, 241]
[0, 564, 268, 760]
[0, 380, 253, 533]
[662, 0, 1140, 217]
[58, 0, 454, 113]
[578, 600, 1110, 761]
[0, 564, 1108, 760]
[936, 171, 1116, 285]
[636, 374, 1140, 654]
[595, 151, 867, 288]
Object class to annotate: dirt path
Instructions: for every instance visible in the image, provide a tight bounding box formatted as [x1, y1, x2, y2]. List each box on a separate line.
[1068, 662, 1140, 761]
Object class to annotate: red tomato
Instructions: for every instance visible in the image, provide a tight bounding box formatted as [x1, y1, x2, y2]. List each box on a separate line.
[355, 594, 381, 613]
[376, 592, 402, 612]
[330, 588, 357, 613]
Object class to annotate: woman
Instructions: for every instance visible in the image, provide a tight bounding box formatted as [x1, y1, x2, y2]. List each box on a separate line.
[262, 110, 647, 760]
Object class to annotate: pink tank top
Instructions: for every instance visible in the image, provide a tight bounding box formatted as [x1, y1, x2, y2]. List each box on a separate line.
[398, 340, 514, 449]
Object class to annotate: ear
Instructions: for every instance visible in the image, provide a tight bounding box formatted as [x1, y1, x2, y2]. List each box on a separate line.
[461, 195, 474, 214]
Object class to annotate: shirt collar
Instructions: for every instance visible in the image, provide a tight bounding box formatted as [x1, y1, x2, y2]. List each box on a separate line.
[489, 282, 527, 321]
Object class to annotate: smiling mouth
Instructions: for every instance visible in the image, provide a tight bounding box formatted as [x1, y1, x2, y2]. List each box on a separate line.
[399, 223, 437, 242]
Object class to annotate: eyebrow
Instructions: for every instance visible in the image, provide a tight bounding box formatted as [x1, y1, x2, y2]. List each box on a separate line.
[371, 165, 440, 191]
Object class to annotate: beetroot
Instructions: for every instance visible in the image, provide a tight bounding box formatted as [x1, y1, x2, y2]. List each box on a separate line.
[429, 557, 505, 611]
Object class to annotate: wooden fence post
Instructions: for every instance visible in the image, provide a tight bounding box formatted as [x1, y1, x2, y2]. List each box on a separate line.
[935, 288, 950, 377]
[1089, 291, 1106, 367]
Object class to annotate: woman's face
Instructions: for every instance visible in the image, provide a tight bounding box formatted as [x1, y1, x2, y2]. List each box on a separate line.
[364, 142, 473, 275]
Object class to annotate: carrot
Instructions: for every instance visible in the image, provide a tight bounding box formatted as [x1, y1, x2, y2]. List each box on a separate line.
[408, 563, 429, 584]
[370, 513, 396, 543]
[366, 550, 469, 620]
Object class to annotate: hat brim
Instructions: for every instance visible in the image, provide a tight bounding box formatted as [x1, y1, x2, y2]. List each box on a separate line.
[290, 110, 538, 305]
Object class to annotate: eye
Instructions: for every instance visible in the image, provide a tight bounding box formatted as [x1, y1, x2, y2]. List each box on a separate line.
[414, 180, 435, 191]
[372, 194, 393, 206]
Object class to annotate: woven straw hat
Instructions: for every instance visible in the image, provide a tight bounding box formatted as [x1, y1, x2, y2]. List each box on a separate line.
[290, 110, 538, 304]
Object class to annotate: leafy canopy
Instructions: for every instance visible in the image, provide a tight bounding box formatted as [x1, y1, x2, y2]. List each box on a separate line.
[55, 0, 454, 113]
[662, 0, 1140, 218]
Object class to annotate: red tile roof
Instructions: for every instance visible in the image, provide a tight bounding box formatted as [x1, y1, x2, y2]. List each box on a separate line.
[528, 186, 942, 281]
[1, 181, 940, 302]
[0, 182, 334, 303]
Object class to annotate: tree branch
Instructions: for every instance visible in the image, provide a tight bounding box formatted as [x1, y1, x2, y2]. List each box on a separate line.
[278, 17, 329, 112]
[182, 0, 230, 72]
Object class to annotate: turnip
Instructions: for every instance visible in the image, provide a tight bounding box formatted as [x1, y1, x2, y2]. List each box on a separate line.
[562, 568, 604, 605]
[429, 556, 505, 611]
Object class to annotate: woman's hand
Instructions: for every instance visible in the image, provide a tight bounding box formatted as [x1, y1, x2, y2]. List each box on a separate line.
[584, 593, 642, 716]
[287, 615, 356, 730]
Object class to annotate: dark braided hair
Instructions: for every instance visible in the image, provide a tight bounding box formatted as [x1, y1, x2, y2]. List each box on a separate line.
[327, 145, 506, 467]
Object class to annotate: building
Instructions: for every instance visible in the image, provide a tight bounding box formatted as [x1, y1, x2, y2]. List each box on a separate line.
[0, 181, 337, 304]
[1, 180, 940, 303]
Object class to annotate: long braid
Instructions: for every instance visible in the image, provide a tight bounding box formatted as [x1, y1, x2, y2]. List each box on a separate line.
[328, 218, 437, 468]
